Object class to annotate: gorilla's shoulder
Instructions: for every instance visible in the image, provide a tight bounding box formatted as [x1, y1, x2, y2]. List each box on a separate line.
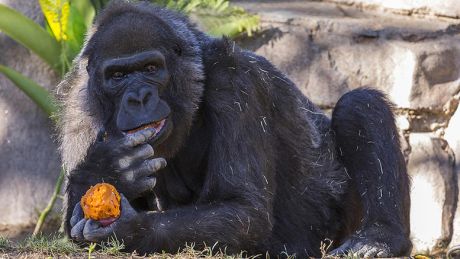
[200, 37, 279, 114]
[201, 37, 269, 69]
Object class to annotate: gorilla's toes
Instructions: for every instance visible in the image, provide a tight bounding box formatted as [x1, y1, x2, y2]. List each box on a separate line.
[330, 240, 391, 258]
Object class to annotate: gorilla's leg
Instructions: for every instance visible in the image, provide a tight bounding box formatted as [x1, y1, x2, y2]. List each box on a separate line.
[331, 88, 412, 257]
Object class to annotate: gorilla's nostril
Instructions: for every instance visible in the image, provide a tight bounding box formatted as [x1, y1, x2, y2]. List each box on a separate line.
[127, 98, 140, 106]
[142, 91, 152, 104]
[126, 89, 153, 107]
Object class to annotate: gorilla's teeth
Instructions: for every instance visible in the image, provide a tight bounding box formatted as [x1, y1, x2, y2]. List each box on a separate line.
[126, 119, 166, 135]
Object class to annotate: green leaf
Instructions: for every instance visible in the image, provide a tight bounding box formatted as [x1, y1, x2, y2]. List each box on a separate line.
[0, 65, 57, 116]
[71, 0, 95, 30]
[60, 3, 89, 73]
[0, 4, 62, 71]
[151, 0, 260, 38]
[39, 0, 70, 41]
[39, 1, 91, 74]
[193, 4, 260, 37]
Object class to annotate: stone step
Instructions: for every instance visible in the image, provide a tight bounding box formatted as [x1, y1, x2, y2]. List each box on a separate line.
[236, 0, 460, 112]
[324, 0, 460, 19]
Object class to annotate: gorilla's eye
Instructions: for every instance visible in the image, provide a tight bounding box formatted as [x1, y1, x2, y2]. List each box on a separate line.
[112, 71, 124, 80]
[145, 64, 158, 73]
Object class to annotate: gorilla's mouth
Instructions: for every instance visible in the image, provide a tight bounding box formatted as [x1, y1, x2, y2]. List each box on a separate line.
[125, 119, 166, 136]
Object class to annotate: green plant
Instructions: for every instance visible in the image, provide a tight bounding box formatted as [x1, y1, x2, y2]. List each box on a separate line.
[98, 235, 126, 256]
[18, 234, 81, 254]
[0, 236, 11, 252]
[86, 243, 97, 259]
[154, 0, 259, 37]
[0, 0, 258, 236]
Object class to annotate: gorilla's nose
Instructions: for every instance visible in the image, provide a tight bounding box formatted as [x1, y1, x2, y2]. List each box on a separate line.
[125, 87, 157, 109]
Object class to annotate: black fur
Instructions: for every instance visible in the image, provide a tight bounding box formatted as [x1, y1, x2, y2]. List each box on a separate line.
[58, 1, 411, 257]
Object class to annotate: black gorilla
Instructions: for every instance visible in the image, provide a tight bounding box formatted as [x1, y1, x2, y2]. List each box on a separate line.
[58, 1, 411, 257]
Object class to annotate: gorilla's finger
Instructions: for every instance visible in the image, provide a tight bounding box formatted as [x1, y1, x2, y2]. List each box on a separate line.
[329, 240, 351, 255]
[134, 144, 155, 159]
[122, 128, 156, 148]
[135, 177, 157, 194]
[351, 241, 365, 255]
[376, 250, 389, 257]
[144, 158, 167, 173]
[329, 248, 346, 256]
[123, 158, 166, 182]
[363, 247, 379, 258]
[70, 218, 87, 241]
[83, 220, 114, 242]
[70, 203, 84, 227]
[118, 144, 155, 170]
[119, 194, 136, 217]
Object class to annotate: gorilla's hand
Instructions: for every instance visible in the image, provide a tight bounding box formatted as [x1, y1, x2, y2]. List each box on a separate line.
[70, 194, 141, 243]
[77, 128, 167, 200]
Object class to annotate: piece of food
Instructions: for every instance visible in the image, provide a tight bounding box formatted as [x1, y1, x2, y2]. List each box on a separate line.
[81, 183, 121, 221]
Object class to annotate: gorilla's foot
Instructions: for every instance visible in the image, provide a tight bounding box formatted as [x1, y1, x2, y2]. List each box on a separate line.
[330, 239, 391, 258]
[330, 226, 412, 258]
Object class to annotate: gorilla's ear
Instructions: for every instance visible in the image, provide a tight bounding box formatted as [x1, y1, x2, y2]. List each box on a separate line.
[57, 56, 102, 172]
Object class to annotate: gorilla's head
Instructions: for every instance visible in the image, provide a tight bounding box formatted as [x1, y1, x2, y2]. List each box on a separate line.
[72, 2, 204, 159]
[58, 1, 205, 171]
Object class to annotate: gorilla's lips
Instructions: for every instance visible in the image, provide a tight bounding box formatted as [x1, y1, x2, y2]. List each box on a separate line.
[125, 119, 166, 136]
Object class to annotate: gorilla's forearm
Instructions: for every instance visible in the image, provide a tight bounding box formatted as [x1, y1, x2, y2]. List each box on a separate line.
[124, 202, 270, 254]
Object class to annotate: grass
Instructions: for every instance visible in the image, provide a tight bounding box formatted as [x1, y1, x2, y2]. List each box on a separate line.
[99, 236, 125, 256]
[16, 234, 81, 255]
[0, 234, 267, 258]
[0, 236, 10, 251]
[0, 234, 429, 258]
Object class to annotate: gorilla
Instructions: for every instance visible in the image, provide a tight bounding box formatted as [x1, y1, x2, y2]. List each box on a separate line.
[58, 1, 411, 257]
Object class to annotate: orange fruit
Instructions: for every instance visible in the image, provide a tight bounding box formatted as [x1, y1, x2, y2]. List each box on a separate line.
[81, 183, 121, 220]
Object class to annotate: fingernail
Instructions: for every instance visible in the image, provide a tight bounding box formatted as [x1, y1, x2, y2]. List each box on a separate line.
[155, 160, 162, 170]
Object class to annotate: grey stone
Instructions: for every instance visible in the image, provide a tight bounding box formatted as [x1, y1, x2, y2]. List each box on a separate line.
[236, 1, 460, 110]
[0, 1, 61, 229]
[445, 107, 460, 247]
[323, 0, 460, 19]
[407, 134, 457, 254]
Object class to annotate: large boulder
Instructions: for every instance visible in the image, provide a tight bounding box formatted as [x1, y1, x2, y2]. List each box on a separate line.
[0, 0, 61, 232]
[407, 134, 457, 254]
[445, 104, 460, 247]
[324, 0, 460, 19]
[237, 1, 460, 111]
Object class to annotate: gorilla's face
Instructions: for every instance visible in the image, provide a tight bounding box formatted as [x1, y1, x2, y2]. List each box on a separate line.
[83, 10, 204, 158]
[99, 50, 173, 146]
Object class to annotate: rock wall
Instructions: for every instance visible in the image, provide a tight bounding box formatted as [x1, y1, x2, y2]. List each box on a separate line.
[236, 0, 460, 254]
[325, 0, 460, 19]
[0, 0, 61, 232]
